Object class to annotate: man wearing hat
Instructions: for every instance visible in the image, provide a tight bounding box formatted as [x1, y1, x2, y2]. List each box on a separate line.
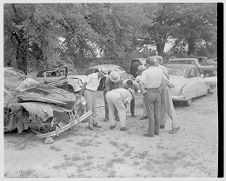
[153, 58, 180, 134]
[82, 68, 109, 130]
[103, 71, 122, 121]
[139, 57, 169, 137]
[106, 87, 135, 131]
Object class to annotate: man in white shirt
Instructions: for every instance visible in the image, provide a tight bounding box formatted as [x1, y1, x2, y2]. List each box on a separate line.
[139, 57, 169, 137]
[153, 58, 180, 134]
[82, 68, 109, 130]
[105, 88, 135, 131]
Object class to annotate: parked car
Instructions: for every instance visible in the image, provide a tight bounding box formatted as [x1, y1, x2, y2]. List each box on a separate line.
[36, 65, 75, 92]
[4, 67, 91, 142]
[166, 58, 217, 77]
[197, 56, 217, 70]
[85, 64, 134, 90]
[165, 64, 210, 106]
[130, 56, 163, 77]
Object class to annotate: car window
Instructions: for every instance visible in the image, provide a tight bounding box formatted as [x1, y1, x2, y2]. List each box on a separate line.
[167, 68, 185, 76]
[85, 69, 96, 75]
[195, 68, 201, 77]
[188, 68, 196, 78]
[169, 60, 189, 64]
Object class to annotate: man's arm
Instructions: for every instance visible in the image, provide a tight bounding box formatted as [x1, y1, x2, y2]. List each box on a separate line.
[159, 73, 169, 93]
[139, 81, 147, 95]
[81, 75, 89, 93]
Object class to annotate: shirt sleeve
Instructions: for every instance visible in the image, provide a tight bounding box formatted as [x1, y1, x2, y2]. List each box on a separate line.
[161, 71, 169, 85]
[122, 80, 127, 88]
[117, 80, 123, 88]
[140, 70, 146, 83]
[123, 91, 132, 104]
[84, 74, 90, 83]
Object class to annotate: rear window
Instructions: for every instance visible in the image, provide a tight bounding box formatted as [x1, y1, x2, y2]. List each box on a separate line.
[85, 69, 97, 75]
[169, 60, 194, 64]
[167, 68, 185, 76]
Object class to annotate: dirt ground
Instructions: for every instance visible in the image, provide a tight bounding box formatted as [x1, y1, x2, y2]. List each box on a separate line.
[4, 91, 218, 178]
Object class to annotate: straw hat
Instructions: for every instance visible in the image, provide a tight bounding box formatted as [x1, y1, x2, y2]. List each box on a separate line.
[98, 68, 109, 77]
[109, 71, 120, 83]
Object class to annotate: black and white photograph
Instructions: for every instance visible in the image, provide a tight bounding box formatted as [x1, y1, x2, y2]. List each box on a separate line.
[2, 0, 222, 179]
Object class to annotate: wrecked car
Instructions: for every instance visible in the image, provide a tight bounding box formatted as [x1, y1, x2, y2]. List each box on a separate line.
[36, 65, 75, 93]
[4, 67, 92, 142]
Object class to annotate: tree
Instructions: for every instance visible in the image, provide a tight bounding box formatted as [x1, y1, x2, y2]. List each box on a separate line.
[173, 3, 217, 55]
[137, 3, 182, 56]
[4, 4, 35, 74]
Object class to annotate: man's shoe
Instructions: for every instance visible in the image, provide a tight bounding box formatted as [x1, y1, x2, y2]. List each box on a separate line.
[93, 123, 102, 128]
[160, 125, 165, 129]
[88, 125, 93, 130]
[143, 133, 154, 137]
[120, 127, 129, 131]
[140, 116, 148, 120]
[169, 127, 180, 134]
[109, 125, 116, 129]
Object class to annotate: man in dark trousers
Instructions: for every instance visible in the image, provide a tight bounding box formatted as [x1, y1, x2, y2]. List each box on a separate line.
[103, 71, 122, 121]
[122, 79, 139, 117]
[139, 57, 169, 137]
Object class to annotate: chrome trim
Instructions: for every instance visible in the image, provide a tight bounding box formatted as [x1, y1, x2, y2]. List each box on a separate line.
[35, 110, 92, 139]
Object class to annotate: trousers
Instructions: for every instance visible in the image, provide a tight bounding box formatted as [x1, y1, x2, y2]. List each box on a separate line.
[160, 86, 179, 129]
[104, 91, 119, 120]
[84, 89, 97, 126]
[144, 88, 161, 136]
[106, 91, 127, 128]
[130, 98, 135, 116]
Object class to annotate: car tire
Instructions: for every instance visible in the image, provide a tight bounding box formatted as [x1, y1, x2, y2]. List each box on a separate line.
[184, 99, 192, 106]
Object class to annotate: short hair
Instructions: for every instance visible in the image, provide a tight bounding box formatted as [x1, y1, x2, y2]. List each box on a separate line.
[145, 57, 155, 66]
[126, 80, 133, 86]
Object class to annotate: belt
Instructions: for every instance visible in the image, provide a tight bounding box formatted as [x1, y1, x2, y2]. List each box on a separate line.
[146, 88, 159, 90]
[146, 88, 159, 92]
[85, 89, 96, 92]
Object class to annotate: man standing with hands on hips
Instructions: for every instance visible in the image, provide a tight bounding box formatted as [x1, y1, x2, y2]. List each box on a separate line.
[139, 57, 169, 137]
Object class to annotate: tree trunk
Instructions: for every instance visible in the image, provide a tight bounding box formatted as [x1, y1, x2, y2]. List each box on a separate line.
[188, 38, 196, 56]
[15, 30, 28, 74]
[156, 43, 165, 56]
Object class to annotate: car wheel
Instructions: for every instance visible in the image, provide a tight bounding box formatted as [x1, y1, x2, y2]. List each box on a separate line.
[184, 99, 192, 106]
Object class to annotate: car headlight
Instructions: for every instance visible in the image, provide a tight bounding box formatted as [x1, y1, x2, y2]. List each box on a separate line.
[80, 97, 86, 106]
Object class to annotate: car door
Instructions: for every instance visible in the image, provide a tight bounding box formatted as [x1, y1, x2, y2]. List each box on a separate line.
[194, 68, 209, 96]
[185, 68, 200, 98]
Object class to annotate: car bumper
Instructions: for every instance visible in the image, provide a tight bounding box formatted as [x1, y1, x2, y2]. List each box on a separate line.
[171, 95, 188, 101]
[35, 110, 92, 139]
